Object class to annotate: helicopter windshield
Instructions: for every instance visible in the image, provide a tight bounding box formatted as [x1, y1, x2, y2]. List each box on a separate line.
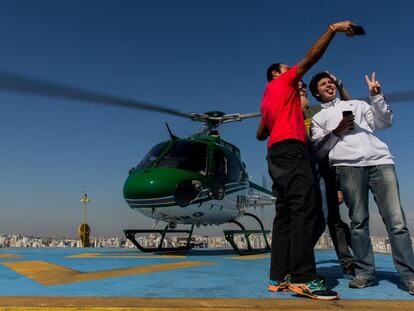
[136, 142, 169, 170]
[157, 141, 208, 175]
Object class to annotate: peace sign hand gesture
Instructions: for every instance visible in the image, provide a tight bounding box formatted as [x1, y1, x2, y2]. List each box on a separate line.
[365, 72, 381, 96]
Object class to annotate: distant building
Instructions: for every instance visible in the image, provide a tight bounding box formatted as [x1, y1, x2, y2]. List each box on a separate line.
[0, 233, 412, 254]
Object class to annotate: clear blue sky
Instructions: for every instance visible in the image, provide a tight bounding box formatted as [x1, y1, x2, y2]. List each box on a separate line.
[0, 0, 413, 237]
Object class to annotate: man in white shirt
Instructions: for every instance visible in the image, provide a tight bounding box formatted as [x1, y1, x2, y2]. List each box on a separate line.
[309, 72, 414, 295]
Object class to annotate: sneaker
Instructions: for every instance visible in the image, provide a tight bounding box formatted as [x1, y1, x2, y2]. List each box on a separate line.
[408, 280, 414, 295]
[289, 279, 339, 300]
[349, 276, 376, 289]
[268, 275, 290, 292]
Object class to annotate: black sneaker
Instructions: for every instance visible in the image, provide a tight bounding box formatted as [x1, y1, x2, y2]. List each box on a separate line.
[349, 276, 376, 289]
[289, 279, 339, 300]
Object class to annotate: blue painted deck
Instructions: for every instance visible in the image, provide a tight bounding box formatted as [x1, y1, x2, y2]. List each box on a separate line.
[0, 248, 412, 300]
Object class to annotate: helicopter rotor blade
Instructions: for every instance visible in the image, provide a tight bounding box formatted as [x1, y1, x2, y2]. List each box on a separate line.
[360, 90, 414, 103]
[386, 90, 414, 103]
[239, 112, 262, 119]
[0, 71, 194, 119]
[306, 89, 414, 119]
[190, 113, 212, 121]
[189, 112, 261, 124]
[221, 112, 261, 123]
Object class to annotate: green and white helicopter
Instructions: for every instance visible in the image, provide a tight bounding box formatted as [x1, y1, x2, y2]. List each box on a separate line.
[0, 72, 276, 255]
[123, 110, 277, 255]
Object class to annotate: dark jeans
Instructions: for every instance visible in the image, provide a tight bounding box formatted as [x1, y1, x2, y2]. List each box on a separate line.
[268, 140, 318, 283]
[319, 159, 355, 271]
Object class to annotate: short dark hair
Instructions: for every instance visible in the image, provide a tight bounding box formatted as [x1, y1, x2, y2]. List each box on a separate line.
[309, 72, 333, 101]
[266, 63, 282, 82]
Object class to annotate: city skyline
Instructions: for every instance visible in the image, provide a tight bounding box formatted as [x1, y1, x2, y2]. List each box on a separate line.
[0, 1, 414, 237]
[2, 232, 409, 255]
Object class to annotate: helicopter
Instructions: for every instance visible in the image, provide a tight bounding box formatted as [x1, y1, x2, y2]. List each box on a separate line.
[0, 71, 276, 255]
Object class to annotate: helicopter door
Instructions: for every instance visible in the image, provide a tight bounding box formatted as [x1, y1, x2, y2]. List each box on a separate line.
[210, 149, 227, 199]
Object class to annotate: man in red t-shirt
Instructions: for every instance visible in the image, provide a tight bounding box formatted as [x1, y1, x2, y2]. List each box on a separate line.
[257, 21, 357, 300]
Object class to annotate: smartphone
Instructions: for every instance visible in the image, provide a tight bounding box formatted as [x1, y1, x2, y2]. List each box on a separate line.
[342, 110, 354, 130]
[342, 110, 353, 117]
[352, 25, 366, 36]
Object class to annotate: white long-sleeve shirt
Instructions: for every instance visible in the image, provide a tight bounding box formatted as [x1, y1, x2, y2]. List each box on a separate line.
[311, 94, 394, 166]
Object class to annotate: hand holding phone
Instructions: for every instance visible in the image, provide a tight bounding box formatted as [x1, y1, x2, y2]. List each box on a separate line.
[333, 110, 355, 136]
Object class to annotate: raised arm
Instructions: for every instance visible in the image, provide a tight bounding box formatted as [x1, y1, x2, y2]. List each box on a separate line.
[364, 72, 393, 130]
[297, 21, 355, 77]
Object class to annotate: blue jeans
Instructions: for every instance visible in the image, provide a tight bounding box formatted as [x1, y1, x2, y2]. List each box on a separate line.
[336, 164, 414, 284]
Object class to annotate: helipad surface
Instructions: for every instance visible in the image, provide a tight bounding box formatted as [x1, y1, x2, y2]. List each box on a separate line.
[0, 248, 413, 310]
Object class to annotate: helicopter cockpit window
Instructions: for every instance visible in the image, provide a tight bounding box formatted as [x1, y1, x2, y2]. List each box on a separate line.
[157, 141, 208, 175]
[136, 142, 169, 170]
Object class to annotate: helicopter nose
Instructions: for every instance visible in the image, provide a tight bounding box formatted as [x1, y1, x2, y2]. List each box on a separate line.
[123, 169, 172, 201]
[123, 168, 206, 208]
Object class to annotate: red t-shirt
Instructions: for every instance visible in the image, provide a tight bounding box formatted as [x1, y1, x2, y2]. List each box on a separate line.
[260, 65, 306, 149]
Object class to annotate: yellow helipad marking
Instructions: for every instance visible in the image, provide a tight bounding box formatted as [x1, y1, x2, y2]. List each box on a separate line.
[2, 260, 216, 286]
[228, 254, 270, 260]
[0, 254, 22, 258]
[0, 297, 413, 310]
[66, 252, 186, 259]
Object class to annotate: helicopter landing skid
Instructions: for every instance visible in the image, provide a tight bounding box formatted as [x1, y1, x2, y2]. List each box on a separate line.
[123, 224, 194, 253]
[223, 215, 271, 256]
